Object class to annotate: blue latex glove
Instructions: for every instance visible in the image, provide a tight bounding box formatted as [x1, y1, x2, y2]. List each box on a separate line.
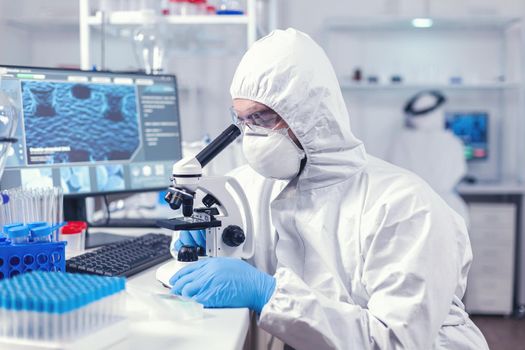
[173, 229, 206, 251]
[170, 257, 276, 314]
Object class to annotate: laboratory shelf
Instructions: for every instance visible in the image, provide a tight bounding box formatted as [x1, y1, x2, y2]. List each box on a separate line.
[340, 82, 521, 92]
[325, 16, 522, 31]
[79, 0, 258, 69]
[87, 11, 250, 26]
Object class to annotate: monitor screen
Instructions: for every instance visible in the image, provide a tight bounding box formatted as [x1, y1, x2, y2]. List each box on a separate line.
[445, 112, 488, 161]
[0, 66, 182, 195]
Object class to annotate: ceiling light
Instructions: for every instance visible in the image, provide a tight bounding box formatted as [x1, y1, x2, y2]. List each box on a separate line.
[411, 18, 433, 28]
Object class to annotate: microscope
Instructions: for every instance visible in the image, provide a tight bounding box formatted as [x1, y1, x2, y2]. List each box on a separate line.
[155, 124, 254, 287]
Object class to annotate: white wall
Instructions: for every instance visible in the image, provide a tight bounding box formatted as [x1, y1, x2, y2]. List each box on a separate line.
[0, 1, 31, 65]
[280, 0, 525, 37]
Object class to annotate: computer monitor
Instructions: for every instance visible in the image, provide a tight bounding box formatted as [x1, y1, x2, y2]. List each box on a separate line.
[0, 66, 182, 236]
[445, 112, 488, 161]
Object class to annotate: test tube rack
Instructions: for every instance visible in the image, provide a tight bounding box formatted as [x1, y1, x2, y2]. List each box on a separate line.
[0, 240, 66, 280]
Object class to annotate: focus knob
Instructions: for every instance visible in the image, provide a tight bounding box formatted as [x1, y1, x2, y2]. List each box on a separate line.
[177, 245, 198, 262]
[222, 225, 245, 247]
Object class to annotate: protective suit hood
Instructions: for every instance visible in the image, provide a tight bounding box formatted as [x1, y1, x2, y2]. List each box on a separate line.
[230, 28, 367, 191]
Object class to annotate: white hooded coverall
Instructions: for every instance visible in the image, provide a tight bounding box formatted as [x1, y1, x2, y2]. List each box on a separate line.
[388, 97, 470, 225]
[230, 29, 489, 350]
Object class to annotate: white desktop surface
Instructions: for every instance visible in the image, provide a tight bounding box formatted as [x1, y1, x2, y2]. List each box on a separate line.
[86, 228, 251, 350]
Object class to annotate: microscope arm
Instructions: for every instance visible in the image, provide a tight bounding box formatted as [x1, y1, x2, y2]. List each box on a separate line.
[194, 176, 254, 259]
[165, 124, 241, 215]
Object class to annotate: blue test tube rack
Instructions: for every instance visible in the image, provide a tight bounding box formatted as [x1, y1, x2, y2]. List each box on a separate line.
[0, 239, 66, 280]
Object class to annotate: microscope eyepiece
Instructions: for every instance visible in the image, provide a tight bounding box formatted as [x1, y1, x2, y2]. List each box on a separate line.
[195, 124, 241, 168]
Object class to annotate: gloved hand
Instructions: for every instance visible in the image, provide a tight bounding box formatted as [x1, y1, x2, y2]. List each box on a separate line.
[170, 257, 276, 314]
[170, 230, 206, 257]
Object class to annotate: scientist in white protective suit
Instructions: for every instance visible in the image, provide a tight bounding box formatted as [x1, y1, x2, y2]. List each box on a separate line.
[169, 28, 489, 350]
[388, 90, 470, 226]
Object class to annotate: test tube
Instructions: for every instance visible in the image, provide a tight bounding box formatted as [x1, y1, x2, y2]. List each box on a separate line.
[42, 189, 47, 225]
[13, 194, 21, 224]
[28, 190, 36, 223]
[0, 187, 63, 230]
[17, 190, 24, 223]
[9, 191, 16, 223]
[47, 188, 53, 225]
[22, 191, 29, 224]
[56, 188, 64, 242]
[50, 189, 56, 227]
[11, 190, 18, 223]
[0, 195, 6, 229]
[13, 190, 20, 224]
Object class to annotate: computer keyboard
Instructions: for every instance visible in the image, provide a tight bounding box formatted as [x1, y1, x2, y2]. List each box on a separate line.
[66, 233, 173, 277]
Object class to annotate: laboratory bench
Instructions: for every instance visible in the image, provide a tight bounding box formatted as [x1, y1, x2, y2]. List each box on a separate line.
[82, 228, 251, 350]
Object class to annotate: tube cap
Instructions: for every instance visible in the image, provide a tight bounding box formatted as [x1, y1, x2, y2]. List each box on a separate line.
[28, 222, 47, 229]
[66, 221, 87, 229]
[60, 221, 87, 235]
[7, 225, 30, 238]
[61, 226, 82, 235]
[3, 223, 23, 235]
[31, 225, 53, 238]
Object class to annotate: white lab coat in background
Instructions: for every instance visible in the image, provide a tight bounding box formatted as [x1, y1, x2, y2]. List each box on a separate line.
[388, 110, 470, 226]
[229, 28, 488, 349]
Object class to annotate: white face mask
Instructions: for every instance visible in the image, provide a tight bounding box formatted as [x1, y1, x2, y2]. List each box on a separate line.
[242, 126, 306, 180]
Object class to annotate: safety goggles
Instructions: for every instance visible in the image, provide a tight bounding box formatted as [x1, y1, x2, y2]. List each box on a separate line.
[230, 106, 284, 132]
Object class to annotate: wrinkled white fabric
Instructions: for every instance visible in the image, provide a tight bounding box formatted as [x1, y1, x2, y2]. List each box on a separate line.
[389, 128, 469, 225]
[230, 28, 488, 350]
